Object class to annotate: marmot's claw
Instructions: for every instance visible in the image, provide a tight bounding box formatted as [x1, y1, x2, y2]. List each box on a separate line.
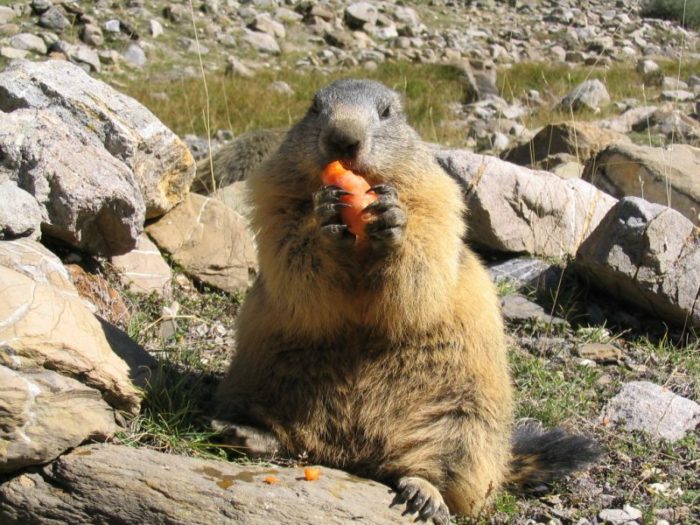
[315, 202, 351, 226]
[364, 185, 406, 253]
[395, 476, 450, 525]
[320, 223, 355, 247]
[369, 184, 399, 198]
[313, 185, 351, 207]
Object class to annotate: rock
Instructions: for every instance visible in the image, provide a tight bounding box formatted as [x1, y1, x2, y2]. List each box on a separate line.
[122, 43, 147, 67]
[8, 33, 47, 55]
[503, 122, 629, 168]
[576, 197, 700, 328]
[345, 2, 379, 30]
[80, 23, 104, 47]
[104, 19, 120, 33]
[38, 6, 71, 32]
[558, 79, 611, 112]
[0, 181, 42, 240]
[149, 19, 163, 38]
[252, 13, 286, 39]
[110, 233, 172, 297]
[30, 0, 52, 15]
[0, 6, 17, 24]
[146, 193, 257, 294]
[577, 343, 622, 364]
[599, 106, 657, 134]
[660, 90, 695, 102]
[601, 382, 700, 442]
[436, 150, 616, 258]
[599, 505, 643, 524]
[501, 294, 567, 326]
[487, 256, 560, 291]
[243, 30, 280, 54]
[0, 367, 117, 474]
[225, 56, 254, 77]
[0, 238, 142, 414]
[0, 60, 195, 220]
[0, 108, 144, 255]
[51, 40, 101, 72]
[583, 142, 700, 224]
[0, 444, 409, 524]
[0, 47, 28, 59]
[636, 58, 660, 75]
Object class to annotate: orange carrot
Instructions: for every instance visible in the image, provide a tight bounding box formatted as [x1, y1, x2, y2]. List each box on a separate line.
[321, 161, 378, 241]
[303, 466, 321, 481]
[263, 476, 279, 485]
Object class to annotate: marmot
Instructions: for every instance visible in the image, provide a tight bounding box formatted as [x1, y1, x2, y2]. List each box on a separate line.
[217, 79, 599, 522]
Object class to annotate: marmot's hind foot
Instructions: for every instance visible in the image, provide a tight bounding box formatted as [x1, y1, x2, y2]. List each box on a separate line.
[364, 184, 407, 254]
[395, 476, 450, 525]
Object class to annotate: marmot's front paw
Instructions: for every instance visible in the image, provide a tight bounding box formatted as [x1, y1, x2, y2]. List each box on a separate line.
[364, 184, 407, 254]
[313, 185, 356, 249]
[395, 476, 450, 524]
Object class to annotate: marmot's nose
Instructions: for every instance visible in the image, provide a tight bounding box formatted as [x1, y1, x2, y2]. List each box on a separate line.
[324, 122, 364, 160]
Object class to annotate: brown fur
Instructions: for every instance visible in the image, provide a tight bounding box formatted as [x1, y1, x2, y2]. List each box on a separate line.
[217, 80, 593, 518]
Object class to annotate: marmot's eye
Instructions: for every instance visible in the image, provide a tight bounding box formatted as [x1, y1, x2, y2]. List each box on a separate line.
[380, 105, 391, 119]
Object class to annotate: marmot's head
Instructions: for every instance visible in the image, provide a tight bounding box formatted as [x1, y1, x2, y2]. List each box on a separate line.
[283, 79, 421, 184]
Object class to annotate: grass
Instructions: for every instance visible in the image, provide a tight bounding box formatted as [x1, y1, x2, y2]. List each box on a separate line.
[119, 61, 470, 147]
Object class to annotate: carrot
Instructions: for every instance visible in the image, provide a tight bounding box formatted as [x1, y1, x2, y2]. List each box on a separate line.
[263, 476, 279, 485]
[303, 466, 321, 481]
[321, 161, 378, 241]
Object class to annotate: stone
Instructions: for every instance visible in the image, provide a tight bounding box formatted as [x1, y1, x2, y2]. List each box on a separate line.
[0, 181, 42, 240]
[660, 90, 695, 102]
[251, 13, 286, 39]
[601, 382, 700, 442]
[0, 47, 28, 59]
[0, 109, 144, 255]
[636, 58, 660, 75]
[30, 0, 52, 15]
[394, 6, 420, 26]
[501, 294, 567, 326]
[0, 6, 16, 24]
[0, 367, 117, 474]
[110, 233, 172, 297]
[503, 122, 629, 168]
[599, 505, 643, 524]
[51, 41, 101, 72]
[80, 23, 104, 47]
[487, 256, 559, 291]
[576, 197, 700, 328]
[0, 444, 409, 524]
[598, 106, 657, 134]
[274, 7, 302, 24]
[436, 150, 616, 258]
[225, 56, 254, 77]
[8, 33, 47, 55]
[0, 60, 195, 220]
[583, 142, 700, 224]
[38, 6, 71, 32]
[0, 238, 142, 414]
[122, 43, 147, 67]
[146, 193, 257, 294]
[345, 2, 378, 30]
[149, 19, 163, 38]
[104, 19, 120, 32]
[243, 30, 280, 54]
[577, 343, 622, 364]
[558, 79, 611, 112]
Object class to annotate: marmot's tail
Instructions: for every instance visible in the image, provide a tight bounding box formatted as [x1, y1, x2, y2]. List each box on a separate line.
[505, 420, 601, 487]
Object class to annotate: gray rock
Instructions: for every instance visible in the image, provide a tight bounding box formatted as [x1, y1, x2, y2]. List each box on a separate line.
[274, 7, 302, 24]
[243, 30, 280, 54]
[394, 6, 420, 26]
[601, 382, 700, 442]
[0, 109, 144, 255]
[80, 23, 104, 47]
[8, 33, 47, 55]
[38, 6, 71, 32]
[52, 41, 101, 72]
[149, 19, 163, 38]
[104, 19, 120, 33]
[437, 149, 616, 258]
[0, 444, 409, 524]
[636, 58, 659, 75]
[0, 181, 42, 240]
[598, 106, 657, 134]
[501, 294, 567, 326]
[30, 0, 52, 15]
[345, 2, 379, 30]
[599, 505, 643, 524]
[0, 47, 28, 59]
[110, 233, 172, 297]
[660, 90, 695, 102]
[487, 256, 559, 291]
[576, 197, 700, 328]
[0, 60, 195, 221]
[225, 56, 254, 77]
[122, 43, 147, 67]
[583, 142, 700, 224]
[558, 79, 611, 112]
[252, 13, 286, 39]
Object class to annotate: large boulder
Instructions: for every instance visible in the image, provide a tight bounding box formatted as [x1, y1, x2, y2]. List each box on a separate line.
[437, 150, 616, 258]
[502, 122, 629, 168]
[583, 142, 700, 224]
[0, 60, 195, 220]
[146, 193, 257, 294]
[576, 197, 700, 328]
[0, 444, 409, 524]
[0, 239, 144, 473]
[0, 108, 144, 255]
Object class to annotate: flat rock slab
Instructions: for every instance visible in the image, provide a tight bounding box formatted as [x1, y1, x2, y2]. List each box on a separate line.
[111, 233, 172, 297]
[437, 149, 616, 258]
[0, 59, 195, 220]
[0, 444, 411, 524]
[147, 193, 257, 294]
[487, 256, 560, 291]
[501, 294, 567, 326]
[576, 197, 700, 328]
[601, 381, 700, 442]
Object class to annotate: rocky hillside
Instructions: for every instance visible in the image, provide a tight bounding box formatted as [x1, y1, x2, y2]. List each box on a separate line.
[1, 1, 699, 524]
